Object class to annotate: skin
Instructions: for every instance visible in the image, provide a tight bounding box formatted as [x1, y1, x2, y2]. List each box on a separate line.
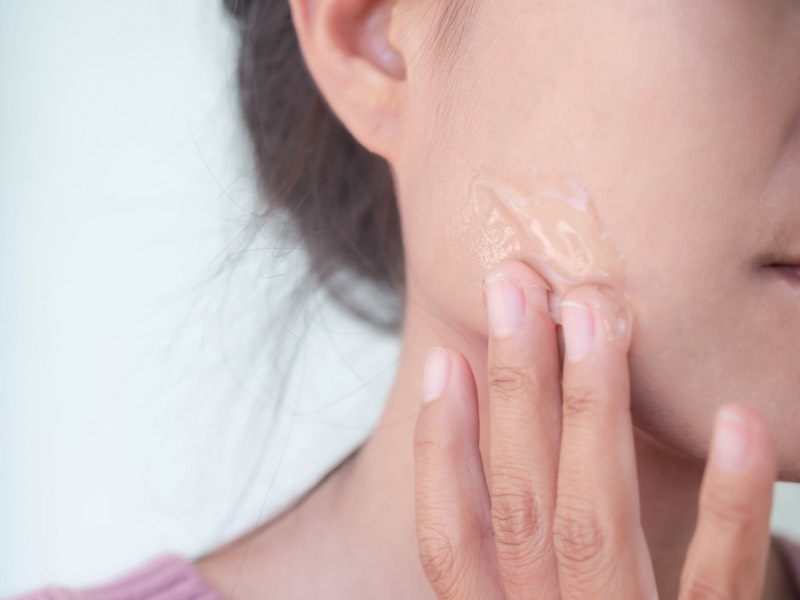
[194, 0, 800, 597]
[413, 264, 775, 598]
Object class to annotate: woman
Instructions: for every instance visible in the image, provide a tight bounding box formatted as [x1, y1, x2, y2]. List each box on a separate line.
[16, 0, 800, 597]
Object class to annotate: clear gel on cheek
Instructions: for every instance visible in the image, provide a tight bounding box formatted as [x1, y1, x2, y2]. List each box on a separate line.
[468, 166, 627, 325]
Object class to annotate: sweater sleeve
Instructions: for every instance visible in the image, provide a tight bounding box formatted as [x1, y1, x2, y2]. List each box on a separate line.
[776, 534, 800, 595]
[8, 555, 222, 600]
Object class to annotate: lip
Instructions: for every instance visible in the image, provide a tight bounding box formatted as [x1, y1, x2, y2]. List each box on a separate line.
[769, 263, 800, 285]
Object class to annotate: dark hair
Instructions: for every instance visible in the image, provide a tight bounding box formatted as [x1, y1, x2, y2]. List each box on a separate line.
[222, 0, 477, 334]
[222, 0, 404, 332]
[207, 0, 475, 544]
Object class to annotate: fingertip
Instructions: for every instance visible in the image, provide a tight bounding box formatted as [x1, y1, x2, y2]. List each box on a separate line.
[683, 405, 776, 600]
[483, 260, 555, 325]
[710, 403, 777, 480]
[449, 350, 483, 436]
[710, 406, 753, 473]
[561, 300, 594, 363]
[560, 285, 633, 357]
[419, 348, 481, 441]
[423, 346, 451, 404]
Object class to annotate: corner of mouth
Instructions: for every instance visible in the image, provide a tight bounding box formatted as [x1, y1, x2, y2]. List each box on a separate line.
[767, 263, 800, 286]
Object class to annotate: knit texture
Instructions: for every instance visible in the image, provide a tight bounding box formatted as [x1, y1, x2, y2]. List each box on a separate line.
[11, 537, 800, 599]
[10, 555, 221, 600]
[777, 535, 800, 596]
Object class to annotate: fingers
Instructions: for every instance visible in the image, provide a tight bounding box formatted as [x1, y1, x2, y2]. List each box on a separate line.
[414, 347, 505, 600]
[679, 403, 776, 600]
[484, 263, 563, 598]
[553, 285, 657, 600]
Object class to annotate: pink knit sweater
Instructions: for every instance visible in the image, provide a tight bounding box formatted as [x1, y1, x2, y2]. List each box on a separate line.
[10, 555, 221, 600]
[11, 537, 800, 599]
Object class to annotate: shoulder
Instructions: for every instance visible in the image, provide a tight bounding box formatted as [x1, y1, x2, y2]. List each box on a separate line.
[8, 554, 222, 600]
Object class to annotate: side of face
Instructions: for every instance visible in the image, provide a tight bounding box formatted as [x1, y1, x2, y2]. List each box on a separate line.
[391, 0, 800, 477]
[292, 0, 800, 478]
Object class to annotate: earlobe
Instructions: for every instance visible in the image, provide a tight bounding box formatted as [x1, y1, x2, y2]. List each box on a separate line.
[288, 0, 408, 160]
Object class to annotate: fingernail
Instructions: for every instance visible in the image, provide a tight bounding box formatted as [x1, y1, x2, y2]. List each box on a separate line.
[485, 274, 525, 338]
[711, 409, 751, 472]
[561, 301, 594, 363]
[423, 347, 451, 403]
[593, 285, 633, 346]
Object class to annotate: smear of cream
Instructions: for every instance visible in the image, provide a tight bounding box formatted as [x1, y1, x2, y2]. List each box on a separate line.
[469, 167, 626, 325]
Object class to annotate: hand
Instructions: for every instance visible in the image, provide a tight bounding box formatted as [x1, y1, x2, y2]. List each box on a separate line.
[413, 260, 777, 599]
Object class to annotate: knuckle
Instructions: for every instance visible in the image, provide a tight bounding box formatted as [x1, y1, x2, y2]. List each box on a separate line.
[414, 420, 456, 463]
[561, 384, 604, 421]
[490, 487, 550, 560]
[488, 365, 536, 401]
[413, 426, 440, 458]
[680, 570, 730, 600]
[413, 421, 434, 451]
[553, 496, 608, 573]
[701, 486, 760, 530]
[416, 525, 467, 597]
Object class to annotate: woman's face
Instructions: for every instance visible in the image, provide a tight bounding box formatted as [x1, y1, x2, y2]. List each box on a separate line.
[391, 1, 800, 477]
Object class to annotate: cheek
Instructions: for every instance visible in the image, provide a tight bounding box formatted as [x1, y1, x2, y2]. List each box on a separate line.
[626, 290, 760, 472]
[625, 282, 729, 459]
[465, 169, 625, 320]
[393, 156, 477, 329]
[414, 162, 628, 342]
[623, 236, 800, 478]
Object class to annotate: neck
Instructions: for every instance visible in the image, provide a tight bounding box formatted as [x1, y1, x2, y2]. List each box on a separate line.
[197, 302, 792, 599]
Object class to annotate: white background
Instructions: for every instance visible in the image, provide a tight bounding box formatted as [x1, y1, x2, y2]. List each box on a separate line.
[1, 1, 798, 596]
[1, 1, 398, 595]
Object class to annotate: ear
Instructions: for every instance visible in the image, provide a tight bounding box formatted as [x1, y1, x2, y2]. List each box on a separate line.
[289, 0, 409, 161]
